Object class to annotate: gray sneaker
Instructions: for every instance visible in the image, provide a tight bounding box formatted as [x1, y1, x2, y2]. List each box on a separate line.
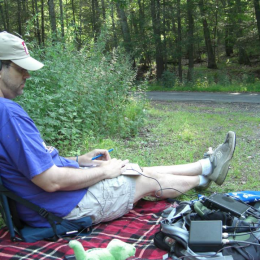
[207, 131, 236, 185]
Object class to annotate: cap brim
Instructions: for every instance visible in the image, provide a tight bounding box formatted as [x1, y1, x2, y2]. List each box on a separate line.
[12, 56, 44, 71]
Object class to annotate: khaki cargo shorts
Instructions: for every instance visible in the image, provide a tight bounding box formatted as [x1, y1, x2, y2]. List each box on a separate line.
[64, 175, 136, 224]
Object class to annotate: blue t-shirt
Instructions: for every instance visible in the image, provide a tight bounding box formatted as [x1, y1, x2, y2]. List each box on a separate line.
[0, 98, 87, 227]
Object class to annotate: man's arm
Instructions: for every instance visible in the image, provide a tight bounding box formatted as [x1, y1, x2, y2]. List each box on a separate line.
[66, 149, 112, 166]
[32, 158, 129, 192]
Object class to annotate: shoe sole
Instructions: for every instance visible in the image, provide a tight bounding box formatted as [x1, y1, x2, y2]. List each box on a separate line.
[195, 180, 212, 192]
[214, 131, 236, 185]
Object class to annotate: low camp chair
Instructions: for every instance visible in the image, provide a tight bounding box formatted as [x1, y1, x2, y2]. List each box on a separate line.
[0, 175, 92, 242]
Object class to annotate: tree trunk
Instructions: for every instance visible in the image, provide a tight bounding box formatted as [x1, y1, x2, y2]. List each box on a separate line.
[22, 0, 27, 28]
[71, 0, 81, 49]
[92, 0, 101, 41]
[59, 0, 65, 37]
[235, 0, 250, 65]
[238, 47, 251, 65]
[101, 0, 106, 20]
[162, 0, 167, 70]
[48, 0, 57, 38]
[116, 3, 132, 54]
[169, 5, 176, 67]
[0, 2, 7, 31]
[213, 0, 218, 57]
[110, 1, 117, 47]
[254, 0, 260, 46]
[177, 0, 182, 81]
[78, 0, 83, 46]
[32, 0, 36, 36]
[187, 0, 194, 81]
[198, 0, 217, 69]
[34, 0, 41, 45]
[138, 0, 150, 66]
[41, 0, 45, 45]
[17, 0, 22, 35]
[4, 0, 9, 31]
[225, 26, 234, 56]
[151, 0, 164, 79]
[223, 0, 234, 56]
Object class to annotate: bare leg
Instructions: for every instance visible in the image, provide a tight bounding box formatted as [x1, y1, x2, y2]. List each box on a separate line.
[133, 162, 201, 203]
[144, 161, 202, 176]
[133, 131, 236, 203]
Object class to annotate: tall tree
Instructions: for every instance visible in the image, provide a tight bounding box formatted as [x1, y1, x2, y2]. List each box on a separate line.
[59, 0, 65, 37]
[48, 0, 57, 37]
[71, 0, 81, 48]
[110, 1, 117, 48]
[34, 0, 41, 45]
[235, 0, 250, 65]
[116, 3, 132, 54]
[187, 0, 194, 81]
[198, 0, 217, 69]
[177, 0, 182, 81]
[0, 1, 7, 31]
[41, 0, 45, 45]
[222, 0, 236, 56]
[254, 0, 260, 47]
[4, 0, 9, 31]
[138, 0, 150, 65]
[17, 0, 22, 35]
[101, 0, 106, 20]
[92, 0, 101, 41]
[151, 0, 164, 79]
[162, 0, 167, 69]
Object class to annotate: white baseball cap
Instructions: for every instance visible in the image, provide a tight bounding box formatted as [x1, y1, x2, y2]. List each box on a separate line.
[0, 31, 44, 71]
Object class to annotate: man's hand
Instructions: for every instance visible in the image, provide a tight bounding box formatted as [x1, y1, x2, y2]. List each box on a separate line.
[78, 149, 112, 166]
[96, 158, 129, 178]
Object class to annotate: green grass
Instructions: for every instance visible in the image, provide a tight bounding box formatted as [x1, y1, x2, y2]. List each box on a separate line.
[84, 100, 260, 199]
[1, 100, 260, 227]
[148, 82, 260, 92]
[147, 62, 260, 92]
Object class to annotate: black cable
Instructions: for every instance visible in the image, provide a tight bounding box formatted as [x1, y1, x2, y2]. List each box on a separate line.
[228, 240, 260, 246]
[228, 229, 260, 236]
[250, 224, 260, 243]
[125, 167, 198, 199]
[224, 225, 259, 230]
[175, 244, 251, 259]
[125, 167, 164, 196]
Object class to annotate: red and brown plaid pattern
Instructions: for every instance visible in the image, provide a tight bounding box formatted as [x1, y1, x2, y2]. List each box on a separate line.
[0, 199, 171, 260]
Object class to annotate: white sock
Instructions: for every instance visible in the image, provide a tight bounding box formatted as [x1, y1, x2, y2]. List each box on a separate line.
[198, 175, 209, 186]
[199, 158, 212, 176]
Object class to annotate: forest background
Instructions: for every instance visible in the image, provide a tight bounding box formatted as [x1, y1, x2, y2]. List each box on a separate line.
[0, 0, 260, 154]
[2, 0, 260, 88]
[0, 0, 260, 159]
[1, 0, 260, 153]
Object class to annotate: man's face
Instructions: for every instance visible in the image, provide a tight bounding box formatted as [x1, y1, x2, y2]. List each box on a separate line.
[0, 62, 30, 99]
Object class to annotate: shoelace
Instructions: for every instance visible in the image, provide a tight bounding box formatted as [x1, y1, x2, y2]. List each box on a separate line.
[203, 147, 213, 158]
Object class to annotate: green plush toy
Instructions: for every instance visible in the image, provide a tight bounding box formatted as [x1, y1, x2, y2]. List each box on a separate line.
[69, 239, 136, 260]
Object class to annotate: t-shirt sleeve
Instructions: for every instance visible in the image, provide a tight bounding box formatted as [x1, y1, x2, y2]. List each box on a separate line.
[0, 115, 54, 180]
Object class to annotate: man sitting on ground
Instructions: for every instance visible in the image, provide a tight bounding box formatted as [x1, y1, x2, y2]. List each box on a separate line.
[0, 31, 236, 228]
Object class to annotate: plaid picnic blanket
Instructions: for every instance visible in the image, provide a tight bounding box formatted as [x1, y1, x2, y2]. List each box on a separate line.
[0, 199, 171, 260]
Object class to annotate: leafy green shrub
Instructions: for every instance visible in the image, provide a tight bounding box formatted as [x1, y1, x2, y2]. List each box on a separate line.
[16, 34, 146, 154]
[161, 70, 176, 88]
